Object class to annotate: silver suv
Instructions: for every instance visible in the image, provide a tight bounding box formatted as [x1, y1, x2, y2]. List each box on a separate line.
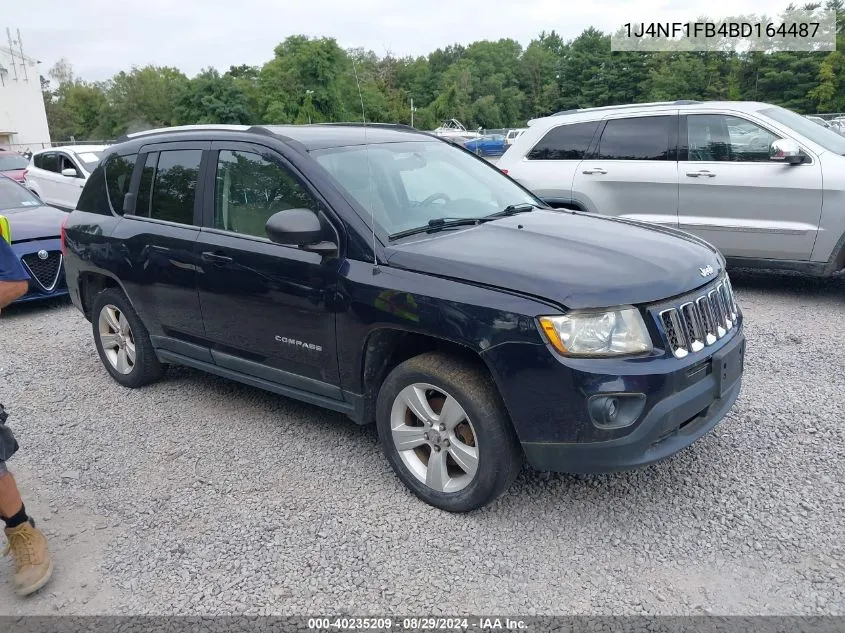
[498, 100, 845, 277]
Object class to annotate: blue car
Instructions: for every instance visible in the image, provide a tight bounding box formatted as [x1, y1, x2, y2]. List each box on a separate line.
[464, 134, 506, 156]
[0, 175, 68, 304]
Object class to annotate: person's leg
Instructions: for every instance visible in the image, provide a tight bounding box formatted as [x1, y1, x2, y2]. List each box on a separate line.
[1, 461, 53, 596]
[0, 462, 27, 523]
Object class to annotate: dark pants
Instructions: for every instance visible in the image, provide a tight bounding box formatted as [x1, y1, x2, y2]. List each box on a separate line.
[0, 403, 18, 467]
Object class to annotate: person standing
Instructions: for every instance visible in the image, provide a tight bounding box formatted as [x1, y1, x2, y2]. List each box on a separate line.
[0, 236, 53, 596]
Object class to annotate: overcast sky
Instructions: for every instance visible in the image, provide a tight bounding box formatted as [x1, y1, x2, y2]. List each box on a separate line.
[9, 0, 788, 82]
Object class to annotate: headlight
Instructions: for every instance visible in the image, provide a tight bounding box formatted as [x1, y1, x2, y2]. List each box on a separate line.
[538, 307, 653, 357]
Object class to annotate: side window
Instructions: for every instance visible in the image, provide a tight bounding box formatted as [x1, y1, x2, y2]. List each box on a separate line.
[33, 154, 42, 169]
[135, 149, 202, 225]
[41, 153, 59, 173]
[687, 114, 780, 162]
[527, 121, 600, 160]
[75, 163, 109, 214]
[214, 149, 317, 239]
[58, 154, 78, 175]
[103, 153, 138, 215]
[596, 116, 671, 160]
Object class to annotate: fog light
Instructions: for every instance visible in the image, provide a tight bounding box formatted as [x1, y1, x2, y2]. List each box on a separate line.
[588, 393, 646, 429]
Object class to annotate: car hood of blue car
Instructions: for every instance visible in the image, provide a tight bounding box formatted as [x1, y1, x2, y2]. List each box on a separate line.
[385, 209, 724, 310]
[3, 204, 66, 243]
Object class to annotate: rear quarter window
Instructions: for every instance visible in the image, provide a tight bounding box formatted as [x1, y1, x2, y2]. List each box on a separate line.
[76, 152, 138, 215]
[527, 121, 601, 160]
[105, 154, 138, 214]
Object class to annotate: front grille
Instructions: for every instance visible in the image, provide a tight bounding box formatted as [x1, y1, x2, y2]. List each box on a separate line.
[21, 251, 63, 291]
[657, 275, 739, 359]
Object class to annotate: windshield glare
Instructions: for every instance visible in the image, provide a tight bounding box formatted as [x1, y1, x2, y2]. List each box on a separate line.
[0, 154, 28, 171]
[0, 177, 42, 209]
[762, 106, 845, 155]
[313, 141, 538, 236]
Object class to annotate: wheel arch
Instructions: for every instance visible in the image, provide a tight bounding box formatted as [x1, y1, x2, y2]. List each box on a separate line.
[77, 271, 132, 321]
[355, 327, 497, 425]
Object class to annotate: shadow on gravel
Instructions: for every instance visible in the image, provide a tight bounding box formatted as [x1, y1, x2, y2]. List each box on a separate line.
[163, 363, 379, 442]
[727, 267, 845, 298]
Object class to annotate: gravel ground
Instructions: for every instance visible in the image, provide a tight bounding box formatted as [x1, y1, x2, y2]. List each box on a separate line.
[0, 270, 843, 616]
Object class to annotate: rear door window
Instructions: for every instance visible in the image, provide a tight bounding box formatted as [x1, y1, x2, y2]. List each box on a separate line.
[596, 116, 671, 160]
[135, 149, 202, 225]
[40, 153, 60, 173]
[527, 121, 601, 160]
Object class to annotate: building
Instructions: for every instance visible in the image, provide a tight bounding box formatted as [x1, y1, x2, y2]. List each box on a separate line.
[0, 32, 50, 151]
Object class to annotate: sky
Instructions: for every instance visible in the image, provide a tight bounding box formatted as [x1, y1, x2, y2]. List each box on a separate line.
[6, 0, 790, 82]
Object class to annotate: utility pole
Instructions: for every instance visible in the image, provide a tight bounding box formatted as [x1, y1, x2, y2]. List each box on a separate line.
[305, 90, 315, 124]
[410, 98, 417, 128]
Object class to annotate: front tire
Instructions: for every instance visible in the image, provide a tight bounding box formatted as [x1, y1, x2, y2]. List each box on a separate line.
[91, 288, 164, 388]
[376, 352, 522, 512]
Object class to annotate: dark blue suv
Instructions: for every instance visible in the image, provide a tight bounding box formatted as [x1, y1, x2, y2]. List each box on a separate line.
[61, 124, 745, 512]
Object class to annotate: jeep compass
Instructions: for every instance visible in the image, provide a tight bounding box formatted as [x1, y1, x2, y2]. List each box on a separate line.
[61, 124, 745, 512]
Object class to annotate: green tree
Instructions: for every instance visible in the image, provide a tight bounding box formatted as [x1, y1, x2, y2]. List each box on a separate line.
[174, 68, 253, 124]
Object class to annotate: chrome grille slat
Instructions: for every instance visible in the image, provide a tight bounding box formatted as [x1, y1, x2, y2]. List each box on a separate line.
[656, 275, 740, 359]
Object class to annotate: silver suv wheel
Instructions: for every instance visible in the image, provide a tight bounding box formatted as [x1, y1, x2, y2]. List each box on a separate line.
[389, 382, 479, 493]
[97, 304, 136, 375]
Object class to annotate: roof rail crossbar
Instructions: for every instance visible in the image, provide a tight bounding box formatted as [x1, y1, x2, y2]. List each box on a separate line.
[115, 124, 252, 143]
[550, 100, 703, 117]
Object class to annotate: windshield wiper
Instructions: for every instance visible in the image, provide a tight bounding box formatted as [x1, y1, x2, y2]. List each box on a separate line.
[391, 217, 493, 239]
[488, 203, 537, 218]
[390, 204, 538, 240]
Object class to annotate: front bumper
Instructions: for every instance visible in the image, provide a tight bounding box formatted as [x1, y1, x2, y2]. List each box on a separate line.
[482, 322, 745, 474]
[522, 339, 743, 473]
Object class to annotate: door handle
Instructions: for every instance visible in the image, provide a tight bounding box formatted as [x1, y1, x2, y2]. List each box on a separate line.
[686, 170, 716, 178]
[201, 251, 233, 265]
[582, 167, 607, 175]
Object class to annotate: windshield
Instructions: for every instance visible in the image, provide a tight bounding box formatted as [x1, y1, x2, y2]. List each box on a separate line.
[73, 150, 104, 172]
[0, 154, 28, 171]
[0, 177, 42, 209]
[312, 140, 538, 237]
[761, 106, 845, 155]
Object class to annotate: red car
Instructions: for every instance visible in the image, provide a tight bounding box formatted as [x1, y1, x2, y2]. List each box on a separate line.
[0, 149, 29, 184]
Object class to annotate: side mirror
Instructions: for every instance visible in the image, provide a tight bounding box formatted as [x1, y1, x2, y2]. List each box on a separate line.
[770, 139, 804, 165]
[61, 168, 79, 178]
[265, 208, 337, 254]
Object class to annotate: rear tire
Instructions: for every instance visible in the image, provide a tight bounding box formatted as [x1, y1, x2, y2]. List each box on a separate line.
[376, 352, 522, 512]
[91, 288, 164, 388]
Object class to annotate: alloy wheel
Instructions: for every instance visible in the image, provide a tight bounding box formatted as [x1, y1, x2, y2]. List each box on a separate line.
[98, 304, 136, 375]
[390, 382, 479, 493]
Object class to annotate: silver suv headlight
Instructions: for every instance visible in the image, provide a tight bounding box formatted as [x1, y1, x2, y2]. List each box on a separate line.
[538, 307, 653, 357]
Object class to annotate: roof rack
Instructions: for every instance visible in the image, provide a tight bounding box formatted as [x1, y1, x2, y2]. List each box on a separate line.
[549, 100, 703, 117]
[114, 124, 251, 144]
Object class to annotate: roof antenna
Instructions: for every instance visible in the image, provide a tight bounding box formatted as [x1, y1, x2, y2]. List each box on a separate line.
[352, 57, 380, 274]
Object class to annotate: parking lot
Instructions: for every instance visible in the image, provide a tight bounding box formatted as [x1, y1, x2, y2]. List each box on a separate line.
[0, 269, 843, 616]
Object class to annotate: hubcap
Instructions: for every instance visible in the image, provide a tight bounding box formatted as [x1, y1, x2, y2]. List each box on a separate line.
[390, 383, 479, 493]
[98, 305, 136, 375]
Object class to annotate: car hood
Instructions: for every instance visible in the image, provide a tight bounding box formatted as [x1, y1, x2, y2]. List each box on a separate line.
[4, 204, 66, 242]
[385, 210, 723, 309]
